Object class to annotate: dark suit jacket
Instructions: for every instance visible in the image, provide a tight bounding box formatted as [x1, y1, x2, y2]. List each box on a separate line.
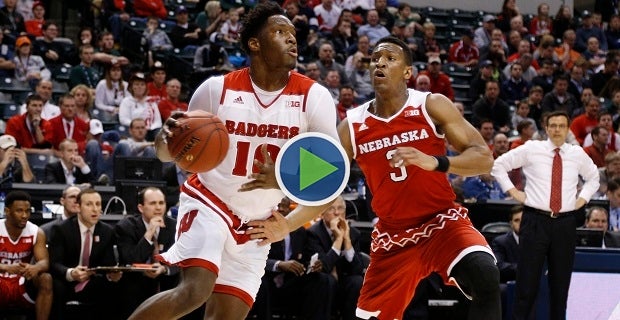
[44, 161, 95, 185]
[304, 221, 364, 278]
[491, 231, 519, 283]
[49, 216, 117, 283]
[265, 227, 307, 275]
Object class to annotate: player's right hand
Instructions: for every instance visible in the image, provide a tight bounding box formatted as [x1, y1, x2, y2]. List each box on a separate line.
[161, 111, 188, 140]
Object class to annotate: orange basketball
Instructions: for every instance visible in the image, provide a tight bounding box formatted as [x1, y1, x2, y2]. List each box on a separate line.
[167, 110, 229, 173]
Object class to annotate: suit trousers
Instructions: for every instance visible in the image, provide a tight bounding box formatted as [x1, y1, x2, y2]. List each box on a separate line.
[513, 209, 577, 320]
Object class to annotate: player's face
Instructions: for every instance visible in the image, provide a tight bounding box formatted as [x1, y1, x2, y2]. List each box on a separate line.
[370, 42, 410, 90]
[257, 15, 298, 71]
[138, 189, 166, 222]
[78, 192, 102, 228]
[6, 200, 31, 229]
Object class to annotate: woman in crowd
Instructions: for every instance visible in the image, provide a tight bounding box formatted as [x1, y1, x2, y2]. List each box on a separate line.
[71, 84, 94, 122]
[95, 63, 129, 122]
[118, 73, 161, 141]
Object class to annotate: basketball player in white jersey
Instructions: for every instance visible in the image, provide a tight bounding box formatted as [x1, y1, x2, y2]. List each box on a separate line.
[0, 191, 52, 320]
[129, 2, 338, 319]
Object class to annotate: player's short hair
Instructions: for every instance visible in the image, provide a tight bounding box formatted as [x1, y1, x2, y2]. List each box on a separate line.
[240, 2, 284, 55]
[5, 191, 31, 208]
[374, 36, 413, 66]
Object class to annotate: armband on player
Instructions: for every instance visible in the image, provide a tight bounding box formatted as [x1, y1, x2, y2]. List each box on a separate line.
[433, 155, 450, 172]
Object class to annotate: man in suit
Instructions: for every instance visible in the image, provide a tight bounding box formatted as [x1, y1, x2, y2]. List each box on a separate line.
[304, 195, 364, 320]
[40, 185, 82, 239]
[252, 197, 332, 320]
[48, 94, 89, 153]
[48, 189, 122, 319]
[114, 187, 179, 319]
[491, 205, 522, 283]
[44, 139, 95, 185]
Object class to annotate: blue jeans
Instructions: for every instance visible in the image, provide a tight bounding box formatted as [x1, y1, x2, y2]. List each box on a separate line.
[85, 139, 114, 181]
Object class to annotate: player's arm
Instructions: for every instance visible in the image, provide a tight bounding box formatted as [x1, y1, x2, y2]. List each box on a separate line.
[390, 93, 493, 176]
[22, 228, 49, 279]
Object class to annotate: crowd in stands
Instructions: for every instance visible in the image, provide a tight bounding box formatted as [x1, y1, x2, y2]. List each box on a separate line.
[3, 0, 620, 318]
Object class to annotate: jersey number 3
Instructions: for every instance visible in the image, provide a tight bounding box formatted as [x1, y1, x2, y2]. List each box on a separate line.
[386, 149, 407, 182]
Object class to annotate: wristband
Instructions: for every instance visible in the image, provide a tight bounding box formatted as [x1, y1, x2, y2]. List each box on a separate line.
[433, 155, 450, 172]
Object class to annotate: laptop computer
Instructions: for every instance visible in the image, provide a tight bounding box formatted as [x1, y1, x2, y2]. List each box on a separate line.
[575, 228, 605, 247]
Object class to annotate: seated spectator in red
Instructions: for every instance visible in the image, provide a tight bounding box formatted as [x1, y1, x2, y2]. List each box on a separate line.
[157, 78, 187, 121]
[583, 125, 612, 167]
[510, 120, 536, 150]
[147, 61, 167, 102]
[5, 94, 53, 154]
[418, 56, 455, 101]
[448, 29, 480, 68]
[48, 94, 90, 153]
[336, 85, 357, 122]
[24, 1, 45, 37]
[570, 96, 601, 145]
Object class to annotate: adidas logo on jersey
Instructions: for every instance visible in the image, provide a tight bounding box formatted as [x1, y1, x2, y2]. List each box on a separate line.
[359, 123, 368, 131]
[233, 96, 244, 104]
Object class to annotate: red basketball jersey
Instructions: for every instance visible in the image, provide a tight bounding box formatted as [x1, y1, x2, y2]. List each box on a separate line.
[346, 89, 456, 230]
[0, 221, 38, 279]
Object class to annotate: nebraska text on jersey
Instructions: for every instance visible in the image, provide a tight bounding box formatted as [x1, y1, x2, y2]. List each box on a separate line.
[358, 129, 430, 154]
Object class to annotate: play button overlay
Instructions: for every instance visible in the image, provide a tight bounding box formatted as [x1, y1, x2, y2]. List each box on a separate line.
[276, 132, 350, 206]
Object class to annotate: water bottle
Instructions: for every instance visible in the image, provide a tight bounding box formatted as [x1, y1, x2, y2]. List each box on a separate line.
[0, 192, 5, 219]
[357, 178, 366, 200]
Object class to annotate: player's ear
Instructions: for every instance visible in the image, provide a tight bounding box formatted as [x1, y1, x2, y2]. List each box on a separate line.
[403, 65, 413, 81]
[248, 37, 260, 52]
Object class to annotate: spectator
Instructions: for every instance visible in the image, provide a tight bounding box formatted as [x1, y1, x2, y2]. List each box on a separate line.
[323, 69, 341, 103]
[584, 111, 620, 151]
[0, 134, 34, 183]
[512, 100, 537, 132]
[357, 9, 390, 46]
[77, 26, 97, 47]
[469, 60, 499, 100]
[170, 5, 205, 50]
[147, 61, 166, 102]
[462, 173, 506, 201]
[479, 39, 508, 71]
[504, 53, 537, 82]
[304, 61, 322, 81]
[336, 85, 357, 122]
[17, 79, 58, 120]
[528, 3, 552, 36]
[24, 1, 45, 37]
[567, 66, 590, 108]
[69, 44, 100, 91]
[40, 185, 82, 238]
[70, 84, 94, 122]
[33, 22, 75, 73]
[508, 14, 530, 39]
[304, 195, 364, 320]
[93, 31, 129, 67]
[0, 26, 15, 79]
[13, 35, 50, 89]
[472, 80, 512, 133]
[552, 4, 577, 40]
[585, 206, 609, 230]
[418, 56, 454, 101]
[448, 29, 479, 68]
[583, 36, 607, 73]
[6, 94, 53, 154]
[83, 118, 114, 184]
[314, 0, 342, 34]
[158, 78, 187, 122]
[607, 178, 620, 230]
[500, 62, 530, 105]
[510, 120, 536, 150]
[583, 125, 612, 167]
[474, 15, 497, 49]
[115, 187, 179, 319]
[94, 62, 128, 122]
[114, 118, 155, 158]
[344, 35, 370, 75]
[195, 1, 226, 36]
[142, 16, 173, 53]
[506, 30, 523, 56]
[556, 29, 582, 73]
[496, 0, 520, 33]
[220, 8, 242, 46]
[531, 59, 555, 94]
[133, 0, 166, 20]
[491, 205, 522, 283]
[0, 0, 26, 40]
[331, 17, 356, 62]
[541, 74, 580, 117]
[534, 37, 562, 72]
[48, 189, 122, 319]
[119, 72, 162, 140]
[47, 94, 90, 153]
[478, 119, 496, 147]
[606, 15, 620, 50]
[493, 132, 510, 158]
[415, 22, 446, 62]
[252, 196, 333, 319]
[526, 85, 545, 129]
[591, 51, 620, 96]
[576, 10, 608, 52]
[570, 96, 601, 145]
[44, 138, 94, 185]
[0, 190, 53, 320]
[348, 52, 373, 103]
[316, 41, 350, 86]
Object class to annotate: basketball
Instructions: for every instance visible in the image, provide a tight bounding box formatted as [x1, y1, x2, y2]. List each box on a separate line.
[167, 110, 229, 173]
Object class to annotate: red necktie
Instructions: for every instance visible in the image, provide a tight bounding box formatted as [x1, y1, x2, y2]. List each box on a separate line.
[75, 229, 91, 292]
[66, 121, 71, 137]
[549, 148, 562, 212]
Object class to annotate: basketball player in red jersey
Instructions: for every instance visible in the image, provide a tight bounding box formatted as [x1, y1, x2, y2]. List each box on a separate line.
[0, 191, 52, 320]
[129, 2, 338, 319]
[250, 36, 502, 319]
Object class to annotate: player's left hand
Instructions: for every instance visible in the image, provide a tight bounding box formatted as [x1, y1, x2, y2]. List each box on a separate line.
[239, 144, 279, 191]
[389, 147, 438, 171]
[20, 263, 39, 280]
[247, 210, 290, 246]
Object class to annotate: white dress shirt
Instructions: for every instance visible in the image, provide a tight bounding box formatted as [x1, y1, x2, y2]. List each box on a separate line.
[492, 139, 600, 213]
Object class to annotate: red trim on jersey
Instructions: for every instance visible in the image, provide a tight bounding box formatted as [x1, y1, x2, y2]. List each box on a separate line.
[220, 68, 315, 111]
[156, 255, 220, 275]
[181, 174, 252, 244]
[213, 284, 254, 307]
